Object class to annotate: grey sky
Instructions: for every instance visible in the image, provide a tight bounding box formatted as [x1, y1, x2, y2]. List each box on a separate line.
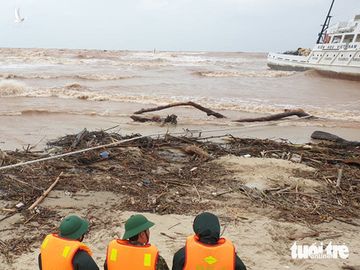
[1, 0, 360, 52]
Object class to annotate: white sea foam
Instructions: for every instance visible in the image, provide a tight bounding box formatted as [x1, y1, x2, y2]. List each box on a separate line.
[0, 73, 136, 81]
[1, 48, 359, 123]
[0, 80, 25, 97]
[2, 85, 358, 121]
[194, 70, 296, 78]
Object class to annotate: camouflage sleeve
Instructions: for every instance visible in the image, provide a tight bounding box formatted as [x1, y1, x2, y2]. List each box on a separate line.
[156, 255, 169, 270]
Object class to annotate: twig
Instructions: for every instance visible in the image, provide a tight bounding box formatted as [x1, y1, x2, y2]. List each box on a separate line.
[316, 233, 342, 241]
[160, 232, 176, 240]
[334, 217, 360, 227]
[220, 224, 227, 237]
[103, 125, 120, 132]
[0, 208, 16, 213]
[28, 172, 63, 210]
[215, 189, 234, 197]
[24, 213, 38, 224]
[168, 222, 181, 230]
[193, 185, 201, 201]
[336, 168, 343, 188]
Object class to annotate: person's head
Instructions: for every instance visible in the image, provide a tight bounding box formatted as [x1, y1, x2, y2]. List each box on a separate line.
[122, 214, 155, 244]
[193, 212, 220, 243]
[59, 215, 89, 241]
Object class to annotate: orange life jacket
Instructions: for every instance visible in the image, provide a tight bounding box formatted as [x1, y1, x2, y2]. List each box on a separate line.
[184, 235, 235, 270]
[106, 239, 158, 270]
[40, 234, 92, 270]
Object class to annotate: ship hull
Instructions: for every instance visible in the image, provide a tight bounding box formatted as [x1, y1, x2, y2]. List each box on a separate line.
[267, 52, 360, 80]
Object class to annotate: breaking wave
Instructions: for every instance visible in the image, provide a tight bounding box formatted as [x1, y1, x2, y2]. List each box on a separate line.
[1, 84, 358, 121]
[0, 73, 136, 81]
[0, 80, 25, 97]
[193, 70, 296, 78]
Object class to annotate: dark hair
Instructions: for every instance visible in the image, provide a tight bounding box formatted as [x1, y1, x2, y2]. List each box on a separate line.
[129, 234, 139, 241]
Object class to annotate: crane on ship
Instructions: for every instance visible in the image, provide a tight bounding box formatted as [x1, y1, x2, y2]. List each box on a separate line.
[317, 0, 335, 44]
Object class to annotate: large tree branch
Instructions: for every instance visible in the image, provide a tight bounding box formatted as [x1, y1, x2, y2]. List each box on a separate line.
[233, 109, 312, 122]
[134, 101, 226, 118]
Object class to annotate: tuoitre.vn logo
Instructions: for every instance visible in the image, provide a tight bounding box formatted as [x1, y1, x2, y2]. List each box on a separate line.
[291, 242, 349, 259]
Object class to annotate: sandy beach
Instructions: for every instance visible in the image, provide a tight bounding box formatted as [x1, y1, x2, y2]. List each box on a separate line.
[1, 48, 360, 269]
[1, 194, 360, 270]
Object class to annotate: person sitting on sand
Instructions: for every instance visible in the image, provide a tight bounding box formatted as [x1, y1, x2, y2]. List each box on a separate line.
[172, 212, 247, 270]
[104, 214, 169, 270]
[38, 214, 99, 270]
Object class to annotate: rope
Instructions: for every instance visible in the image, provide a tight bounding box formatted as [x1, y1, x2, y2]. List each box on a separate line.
[0, 116, 312, 171]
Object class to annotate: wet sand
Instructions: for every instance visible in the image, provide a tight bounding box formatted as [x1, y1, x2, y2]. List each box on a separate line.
[1, 103, 360, 151]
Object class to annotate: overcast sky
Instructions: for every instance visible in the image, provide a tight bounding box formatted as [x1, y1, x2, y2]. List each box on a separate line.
[1, 0, 360, 52]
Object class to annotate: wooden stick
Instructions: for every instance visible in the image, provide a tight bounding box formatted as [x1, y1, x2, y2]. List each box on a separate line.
[0, 208, 16, 213]
[134, 101, 226, 118]
[168, 222, 181, 230]
[28, 172, 63, 210]
[215, 189, 234, 197]
[193, 184, 201, 201]
[336, 168, 343, 188]
[334, 217, 360, 227]
[160, 232, 176, 240]
[233, 109, 311, 122]
[316, 233, 342, 241]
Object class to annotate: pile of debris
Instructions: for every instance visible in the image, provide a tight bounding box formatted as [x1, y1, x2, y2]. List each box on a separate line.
[0, 129, 359, 261]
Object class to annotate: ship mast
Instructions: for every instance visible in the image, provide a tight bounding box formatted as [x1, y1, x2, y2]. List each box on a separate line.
[316, 0, 335, 44]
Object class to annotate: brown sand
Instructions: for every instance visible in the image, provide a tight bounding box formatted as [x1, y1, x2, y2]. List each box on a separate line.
[1, 157, 359, 269]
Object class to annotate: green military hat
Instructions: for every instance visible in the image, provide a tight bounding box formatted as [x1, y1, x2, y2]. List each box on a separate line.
[59, 215, 89, 240]
[123, 214, 155, 240]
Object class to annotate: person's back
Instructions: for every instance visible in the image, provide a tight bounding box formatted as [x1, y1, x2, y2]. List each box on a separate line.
[39, 215, 99, 270]
[104, 214, 169, 270]
[172, 212, 246, 270]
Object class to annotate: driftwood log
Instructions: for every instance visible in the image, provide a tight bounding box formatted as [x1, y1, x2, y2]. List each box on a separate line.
[134, 101, 226, 118]
[233, 109, 312, 122]
[130, 114, 177, 124]
[311, 131, 360, 147]
[130, 115, 162, 123]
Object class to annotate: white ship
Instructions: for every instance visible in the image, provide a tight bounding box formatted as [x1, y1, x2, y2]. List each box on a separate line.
[267, 1, 360, 79]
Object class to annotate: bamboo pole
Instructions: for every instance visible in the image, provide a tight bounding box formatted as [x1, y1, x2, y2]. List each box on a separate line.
[28, 172, 63, 211]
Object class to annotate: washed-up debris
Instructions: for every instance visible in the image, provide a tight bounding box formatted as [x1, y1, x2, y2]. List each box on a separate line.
[233, 109, 313, 122]
[134, 101, 226, 118]
[311, 130, 360, 147]
[0, 129, 359, 262]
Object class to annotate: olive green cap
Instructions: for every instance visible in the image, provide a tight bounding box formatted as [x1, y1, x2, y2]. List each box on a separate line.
[59, 215, 89, 240]
[122, 214, 154, 240]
